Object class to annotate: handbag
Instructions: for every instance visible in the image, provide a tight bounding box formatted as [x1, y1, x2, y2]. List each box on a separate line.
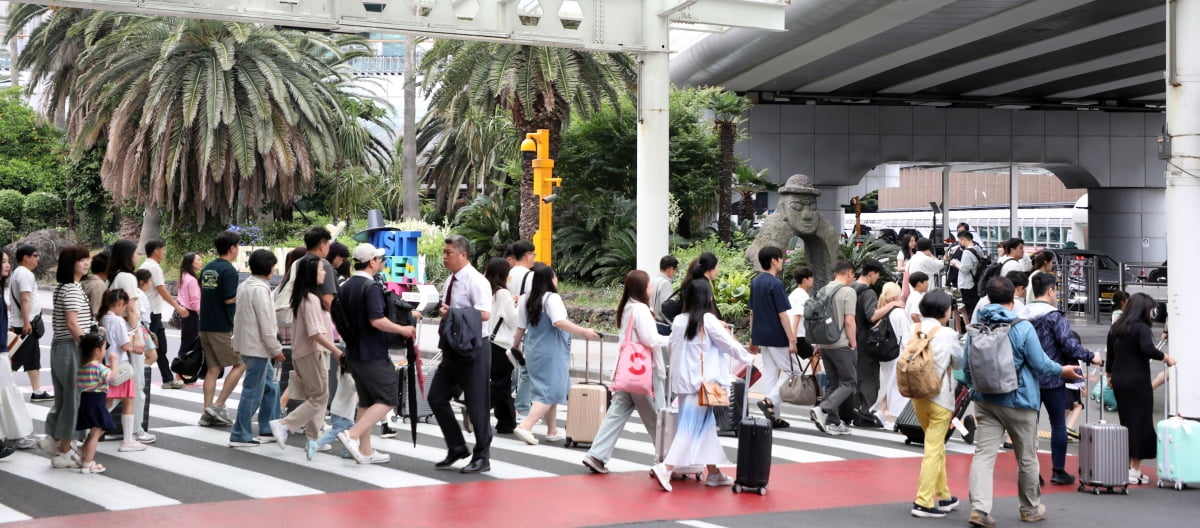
[696, 329, 730, 407]
[779, 353, 820, 406]
[612, 321, 654, 395]
[113, 361, 135, 386]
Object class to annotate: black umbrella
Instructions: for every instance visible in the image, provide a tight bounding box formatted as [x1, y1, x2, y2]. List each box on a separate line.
[407, 344, 420, 447]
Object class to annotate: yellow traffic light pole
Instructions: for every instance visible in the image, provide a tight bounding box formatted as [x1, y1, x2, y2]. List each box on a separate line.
[520, 129, 560, 266]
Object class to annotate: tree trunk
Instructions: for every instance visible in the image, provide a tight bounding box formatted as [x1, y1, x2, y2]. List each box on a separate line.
[136, 208, 161, 252]
[8, 39, 18, 89]
[119, 210, 143, 242]
[401, 34, 420, 221]
[717, 123, 735, 244]
[739, 191, 756, 227]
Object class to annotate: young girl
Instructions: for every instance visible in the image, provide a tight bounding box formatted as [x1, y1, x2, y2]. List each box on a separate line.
[308, 365, 357, 461]
[77, 332, 116, 473]
[99, 290, 146, 452]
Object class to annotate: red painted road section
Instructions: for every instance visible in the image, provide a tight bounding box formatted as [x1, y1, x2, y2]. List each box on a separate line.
[11, 453, 1121, 528]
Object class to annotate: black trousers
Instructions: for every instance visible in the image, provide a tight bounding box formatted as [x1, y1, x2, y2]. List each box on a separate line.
[961, 289, 981, 323]
[489, 343, 516, 432]
[428, 341, 493, 461]
[150, 314, 172, 381]
[839, 350, 879, 422]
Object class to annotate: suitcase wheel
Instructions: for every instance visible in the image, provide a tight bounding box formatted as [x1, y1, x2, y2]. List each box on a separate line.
[1078, 484, 1085, 493]
[1093, 488, 1101, 495]
[565, 437, 573, 448]
[732, 484, 742, 493]
[1157, 480, 1164, 489]
[1176, 482, 1185, 491]
[757, 486, 767, 496]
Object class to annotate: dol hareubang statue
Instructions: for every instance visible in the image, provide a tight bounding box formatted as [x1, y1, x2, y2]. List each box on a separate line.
[745, 174, 840, 288]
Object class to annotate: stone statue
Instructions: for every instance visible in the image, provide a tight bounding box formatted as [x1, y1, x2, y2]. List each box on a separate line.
[746, 174, 841, 288]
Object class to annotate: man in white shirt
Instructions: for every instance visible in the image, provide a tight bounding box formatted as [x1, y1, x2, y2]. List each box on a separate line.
[140, 239, 191, 389]
[429, 235, 493, 474]
[905, 271, 930, 324]
[649, 255, 678, 319]
[505, 240, 536, 417]
[8, 245, 49, 401]
[787, 266, 815, 362]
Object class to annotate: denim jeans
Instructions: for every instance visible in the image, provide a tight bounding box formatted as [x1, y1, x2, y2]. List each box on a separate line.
[1040, 385, 1068, 472]
[514, 366, 532, 415]
[315, 415, 355, 447]
[230, 357, 281, 443]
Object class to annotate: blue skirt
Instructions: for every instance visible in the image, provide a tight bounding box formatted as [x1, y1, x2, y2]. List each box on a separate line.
[76, 391, 115, 431]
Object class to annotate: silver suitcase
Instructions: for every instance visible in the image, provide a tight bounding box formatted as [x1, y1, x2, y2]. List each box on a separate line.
[1077, 365, 1130, 495]
[652, 364, 704, 480]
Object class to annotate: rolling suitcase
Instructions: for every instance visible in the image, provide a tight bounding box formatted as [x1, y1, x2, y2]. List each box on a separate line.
[1077, 364, 1129, 495]
[715, 377, 746, 436]
[652, 365, 705, 480]
[1156, 366, 1199, 490]
[565, 336, 611, 448]
[733, 367, 772, 495]
[895, 382, 976, 445]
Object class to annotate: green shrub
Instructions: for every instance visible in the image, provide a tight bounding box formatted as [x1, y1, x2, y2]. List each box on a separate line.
[0, 217, 14, 245]
[0, 189, 23, 223]
[451, 181, 520, 271]
[22, 191, 63, 232]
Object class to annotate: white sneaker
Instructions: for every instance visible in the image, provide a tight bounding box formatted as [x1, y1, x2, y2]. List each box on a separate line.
[136, 431, 157, 444]
[651, 463, 673, 492]
[513, 427, 539, 445]
[360, 451, 391, 465]
[36, 436, 58, 456]
[337, 431, 367, 464]
[705, 473, 735, 487]
[118, 441, 148, 452]
[810, 407, 828, 433]
[14, 435, 37, 450]
[228, 439, 263, 448]
[545, 431, 566, 442]
[269, 419, 289, 451]
[51, 453, 80, 468]
[825, 422, 852, 436]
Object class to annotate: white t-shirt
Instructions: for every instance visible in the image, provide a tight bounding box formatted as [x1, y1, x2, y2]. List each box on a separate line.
[516, 292, 568, 329]
[138, 258, 170, 315]
[507, 265, 534, 297]
[7, 266, 40, 326]
[906, 290, 925, 320]
[102, 312, 131, 363]
[786, 287, 810, 338]
[136, 288, 152, 325]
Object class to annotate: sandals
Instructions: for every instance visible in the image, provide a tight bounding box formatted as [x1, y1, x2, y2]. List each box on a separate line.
[757, 399, 778, 423]
[80, 462, 106, 474]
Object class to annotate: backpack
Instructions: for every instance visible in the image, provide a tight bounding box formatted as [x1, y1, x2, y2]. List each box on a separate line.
[660, 289, 682, 321]
[965, 320, 1021, 395]
[863, 308, 901, 362]
[383, 287, 416, 349]
[896, 323, 947, 399]
[273, 260, 299, 328]
[975, 256, 1009, 296]
[803, 283, 846, 346]
[965, 246, 991, 287]
[331, 277, 368, 346]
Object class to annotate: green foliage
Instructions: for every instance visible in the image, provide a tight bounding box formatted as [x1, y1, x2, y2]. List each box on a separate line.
[0, 217, 15, 245]
[781, 236, 900, 292]
[556, 88, 720, 239]
[553, 190, 637, 285]
[63, 146, 111, 247]
[451, 182, 521, 270]
[0, 189, 23, 223]
[0, 88, 64, 194]
[672, 235, 753, 278]
[845, 189, 880, 213]
[714, 268, 753, 319]
[22, 191, 63, 232]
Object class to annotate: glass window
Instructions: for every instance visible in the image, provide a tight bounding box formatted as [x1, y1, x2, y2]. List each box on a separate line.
[1048, 227, 1062, 245]
[1023, 227, 1034, 242]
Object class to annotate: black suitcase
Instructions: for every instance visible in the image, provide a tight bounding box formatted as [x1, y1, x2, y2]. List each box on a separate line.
[733, 368, 771, 495]
[896, 382, 976, 445]
[716, 378, 746, 436]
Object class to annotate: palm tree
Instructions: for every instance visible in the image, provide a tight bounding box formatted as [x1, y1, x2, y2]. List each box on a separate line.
[707, 89, 752, 244]
[68, 18, 354, 228]
[412, 107, 518, 217]
[420, 42, 636, 239]
[731, 162, 776, 226]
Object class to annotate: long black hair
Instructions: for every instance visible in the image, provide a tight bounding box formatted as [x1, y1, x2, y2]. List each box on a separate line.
[483, 257, 509, 295]
[107, 239, 138, 280]
[900, 233, 916, 260]
[0, 250, 10, 291]
[680, 252, 718, 310]
[290, 254, 325, 316]
[683, 278, 718, 340]
[524, 262, 558, 327]
[179, 252, 200, 281]
[1111, 292, 1156, 337]
[97, 289, 130, 321]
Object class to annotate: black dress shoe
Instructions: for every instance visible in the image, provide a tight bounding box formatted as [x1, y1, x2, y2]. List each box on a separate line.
[434, 448, 470, 468]
[461, 458, 491, 473]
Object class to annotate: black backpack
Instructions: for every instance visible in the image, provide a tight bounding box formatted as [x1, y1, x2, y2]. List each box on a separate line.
[383, 287, 416, 349]
[975, 257, 1009, 296]
[660, 289, 682, 321]
[332, 277, 367, 346]
[966, 246, 991, 287]
[863, 307, 901, 362]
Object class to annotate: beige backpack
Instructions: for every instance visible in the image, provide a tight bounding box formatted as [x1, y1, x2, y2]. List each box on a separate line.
[896, 323, 947, 399]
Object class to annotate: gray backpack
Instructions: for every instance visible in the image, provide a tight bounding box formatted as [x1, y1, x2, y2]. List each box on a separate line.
[803, 283, 846, 346]
[965, 320, 1021, 395]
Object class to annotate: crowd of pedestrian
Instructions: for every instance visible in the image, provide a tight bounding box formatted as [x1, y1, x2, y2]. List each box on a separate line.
[0, 223, 1178, 528]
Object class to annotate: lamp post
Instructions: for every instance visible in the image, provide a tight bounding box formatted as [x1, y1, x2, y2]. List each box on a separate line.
[521, 129, 559, 265]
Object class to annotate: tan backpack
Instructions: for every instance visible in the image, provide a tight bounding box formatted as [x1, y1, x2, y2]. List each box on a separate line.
[896, 323, 948, 399]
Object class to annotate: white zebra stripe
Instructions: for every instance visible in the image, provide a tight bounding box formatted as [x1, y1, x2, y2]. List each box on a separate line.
[0, 502, 32, 523]
[0, 451, 180, 510]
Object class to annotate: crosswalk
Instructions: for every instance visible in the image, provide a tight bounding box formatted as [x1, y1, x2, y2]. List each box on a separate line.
[1, 383, 981, 520]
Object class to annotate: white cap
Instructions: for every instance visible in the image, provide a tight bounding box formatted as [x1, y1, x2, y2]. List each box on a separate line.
[353, 243, 386, 262]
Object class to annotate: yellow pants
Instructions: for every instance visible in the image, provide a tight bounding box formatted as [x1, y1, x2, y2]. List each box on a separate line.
[913, 398, 953, 509]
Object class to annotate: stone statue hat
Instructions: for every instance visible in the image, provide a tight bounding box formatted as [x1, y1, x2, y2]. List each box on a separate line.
[779, 174, 821, 196]
[353, 209, 400, 243]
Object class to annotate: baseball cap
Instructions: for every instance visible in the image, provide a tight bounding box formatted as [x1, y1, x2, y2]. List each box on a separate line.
[352, 243, 386, 262]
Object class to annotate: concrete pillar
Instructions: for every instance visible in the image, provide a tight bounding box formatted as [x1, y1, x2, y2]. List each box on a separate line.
[635, 0, 671, 273]
[1009, 165, 1019, 241]
[1085, 188, 1166, 264]
[941, 166, 951, 243]
[1165, 0, 1199, 417]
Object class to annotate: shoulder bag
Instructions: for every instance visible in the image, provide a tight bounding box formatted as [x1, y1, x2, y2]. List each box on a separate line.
[696, 327, 730, 407]
[612, 320, 654, 395]
[779, 353, 820, 406]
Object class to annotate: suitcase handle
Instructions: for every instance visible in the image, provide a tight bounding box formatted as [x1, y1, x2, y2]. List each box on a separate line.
[1164, 364, 1178, 419]
[583, 333, 605, 385]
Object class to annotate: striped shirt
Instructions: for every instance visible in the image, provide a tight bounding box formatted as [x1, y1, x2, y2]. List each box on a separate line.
[53, 283, 95, 341]
[77, 361, 112, 392]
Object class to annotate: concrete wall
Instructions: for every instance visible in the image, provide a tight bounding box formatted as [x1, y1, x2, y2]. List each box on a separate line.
[1088, 188, 1166, 265]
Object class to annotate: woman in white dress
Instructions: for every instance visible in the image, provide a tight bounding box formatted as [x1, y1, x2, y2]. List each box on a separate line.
[872, 282, 913, 427]
[651, 279, 753, 492]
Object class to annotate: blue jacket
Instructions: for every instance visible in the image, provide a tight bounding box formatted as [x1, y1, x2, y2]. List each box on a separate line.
[963, 304, 1066, 411]
[1025, 301, 1096, 389]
